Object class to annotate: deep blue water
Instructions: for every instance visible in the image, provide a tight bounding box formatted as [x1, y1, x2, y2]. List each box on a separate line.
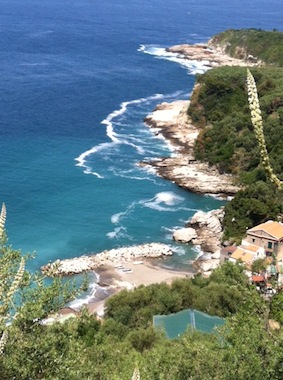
[0, 0, 282, 272]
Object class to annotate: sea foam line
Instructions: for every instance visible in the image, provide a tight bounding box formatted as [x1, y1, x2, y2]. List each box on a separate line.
[138, 44, 211, 75]
[75, 93, 167, 176]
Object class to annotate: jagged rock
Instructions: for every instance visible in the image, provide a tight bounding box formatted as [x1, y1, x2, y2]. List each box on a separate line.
[211, 251, 221, 259]
[189, 209, 224, 235]
[197, 253, 212, 261]
[173, 227, 198, 243]
[195, 258, 220, 273]
[172, 208, 225, 275]
[187, 208, 224, 252]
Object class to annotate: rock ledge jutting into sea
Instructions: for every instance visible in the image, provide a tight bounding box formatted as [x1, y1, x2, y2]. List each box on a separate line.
[166, 43, 261, 68]
[41, 243, 173, 276]
[142, 100, 240, 196]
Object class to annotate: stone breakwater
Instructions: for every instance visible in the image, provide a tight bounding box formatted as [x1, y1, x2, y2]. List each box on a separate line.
[41, 243, 173, 276]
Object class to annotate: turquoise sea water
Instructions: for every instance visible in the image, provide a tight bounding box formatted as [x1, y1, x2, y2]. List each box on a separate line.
[0, 0, 282, 276]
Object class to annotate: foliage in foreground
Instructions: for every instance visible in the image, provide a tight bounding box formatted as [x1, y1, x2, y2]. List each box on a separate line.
[1, 261, 283, 379]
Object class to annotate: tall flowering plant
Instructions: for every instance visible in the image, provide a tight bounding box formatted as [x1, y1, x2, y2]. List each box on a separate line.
[246, 69, 283, 189]
[131, 367, 141, 380]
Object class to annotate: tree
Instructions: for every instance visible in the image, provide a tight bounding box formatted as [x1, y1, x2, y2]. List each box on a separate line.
[0, 203, 84, 358]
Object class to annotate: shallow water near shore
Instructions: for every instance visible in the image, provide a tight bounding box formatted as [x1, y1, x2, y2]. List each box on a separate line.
[1, 0, 282, 285]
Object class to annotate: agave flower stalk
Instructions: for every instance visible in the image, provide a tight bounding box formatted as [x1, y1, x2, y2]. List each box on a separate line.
[0, 203, 6, 240]
[246, 69, 283, 189]
[0, 330, 8, 356]
[132, 367, 141, 380]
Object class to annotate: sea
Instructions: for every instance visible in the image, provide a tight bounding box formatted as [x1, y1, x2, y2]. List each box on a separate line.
[0, 0, 282, 305]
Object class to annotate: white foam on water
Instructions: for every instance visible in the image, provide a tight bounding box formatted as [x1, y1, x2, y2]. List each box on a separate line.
[75, 93, 169, 176]
[108, 166, 162, 185]
[138, 44, 212, 75]
[106, 226, 130, 240]
[141, 191, 184, 212]
[68, 275, 101, 310]
[172, 245, 187, 256]
[111, 212, 124, 224]
[110, 201, 137, 225]
[192, 244, 204, 259]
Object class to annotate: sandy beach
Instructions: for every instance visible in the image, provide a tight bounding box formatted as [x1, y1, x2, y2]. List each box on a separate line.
[87, 260, 193, 316]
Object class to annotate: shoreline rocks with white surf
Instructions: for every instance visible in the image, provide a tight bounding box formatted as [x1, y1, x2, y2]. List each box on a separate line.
[173, 208, 225, 276]
[142, 41, 254, 196]
[166, 43, 261, 68]
[142, 100, 240, 196]
[41, 242, 173, 276]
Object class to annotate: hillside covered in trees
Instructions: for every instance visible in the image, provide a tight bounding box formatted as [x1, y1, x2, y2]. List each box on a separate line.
[2, 256, 283, 379]
[209, 29, 283, 66]
[187, 29, 283, 242]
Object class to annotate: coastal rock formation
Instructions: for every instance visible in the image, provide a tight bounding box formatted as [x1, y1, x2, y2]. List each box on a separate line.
[173, 208, 225, 276]
[173, 227, 197, 243]
[166, 43, 260, 68]
[188, 208, 224, 253]
[143, 101, 240, 196]
[41, 243, 173, 276]
[190, 209, 224, 275]
[144, 100, 197, 154]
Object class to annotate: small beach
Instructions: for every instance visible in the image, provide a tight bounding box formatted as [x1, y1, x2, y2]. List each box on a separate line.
[86, 260, 193, 316]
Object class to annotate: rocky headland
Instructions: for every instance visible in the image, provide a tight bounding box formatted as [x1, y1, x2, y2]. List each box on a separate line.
[142, 41, 259, 195]
[166, 42, 261, 68]
[142, 100, 240, 196]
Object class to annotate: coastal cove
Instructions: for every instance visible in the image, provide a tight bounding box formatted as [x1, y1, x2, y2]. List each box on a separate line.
[2, 2, 283, 378]
[43, 41, 257, 312]
[1, 0, 282, 314]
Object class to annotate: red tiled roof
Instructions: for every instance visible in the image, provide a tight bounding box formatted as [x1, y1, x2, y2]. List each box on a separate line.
[252, 275, 265, 282]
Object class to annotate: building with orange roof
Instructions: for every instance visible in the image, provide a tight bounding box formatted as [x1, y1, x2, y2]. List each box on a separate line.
[229, 244, 265, 267]
[244, 221, 283, 257]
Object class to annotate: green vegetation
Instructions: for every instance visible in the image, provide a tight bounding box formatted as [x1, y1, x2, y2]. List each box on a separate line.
[2, 29, 283, 379]
[210, 29, 283, 66]
[1, 261, 283, 379]
[188, 64, 283, 241]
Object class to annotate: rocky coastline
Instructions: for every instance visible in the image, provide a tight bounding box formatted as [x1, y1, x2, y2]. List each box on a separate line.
[141, 42, 252, 273]
[166, 42, 260, 68]
[141, 41, 259, 196]
[142, 100, 240, 196]
[43, 42, 245, 281]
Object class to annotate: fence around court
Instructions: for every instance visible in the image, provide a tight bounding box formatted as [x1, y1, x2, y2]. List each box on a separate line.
[153, 309, 225, 339]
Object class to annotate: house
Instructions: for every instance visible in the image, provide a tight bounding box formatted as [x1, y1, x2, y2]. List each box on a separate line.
[244, 221, 283, 256]
[229, 243, 265, 267]
[220, 246, 237, 263]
